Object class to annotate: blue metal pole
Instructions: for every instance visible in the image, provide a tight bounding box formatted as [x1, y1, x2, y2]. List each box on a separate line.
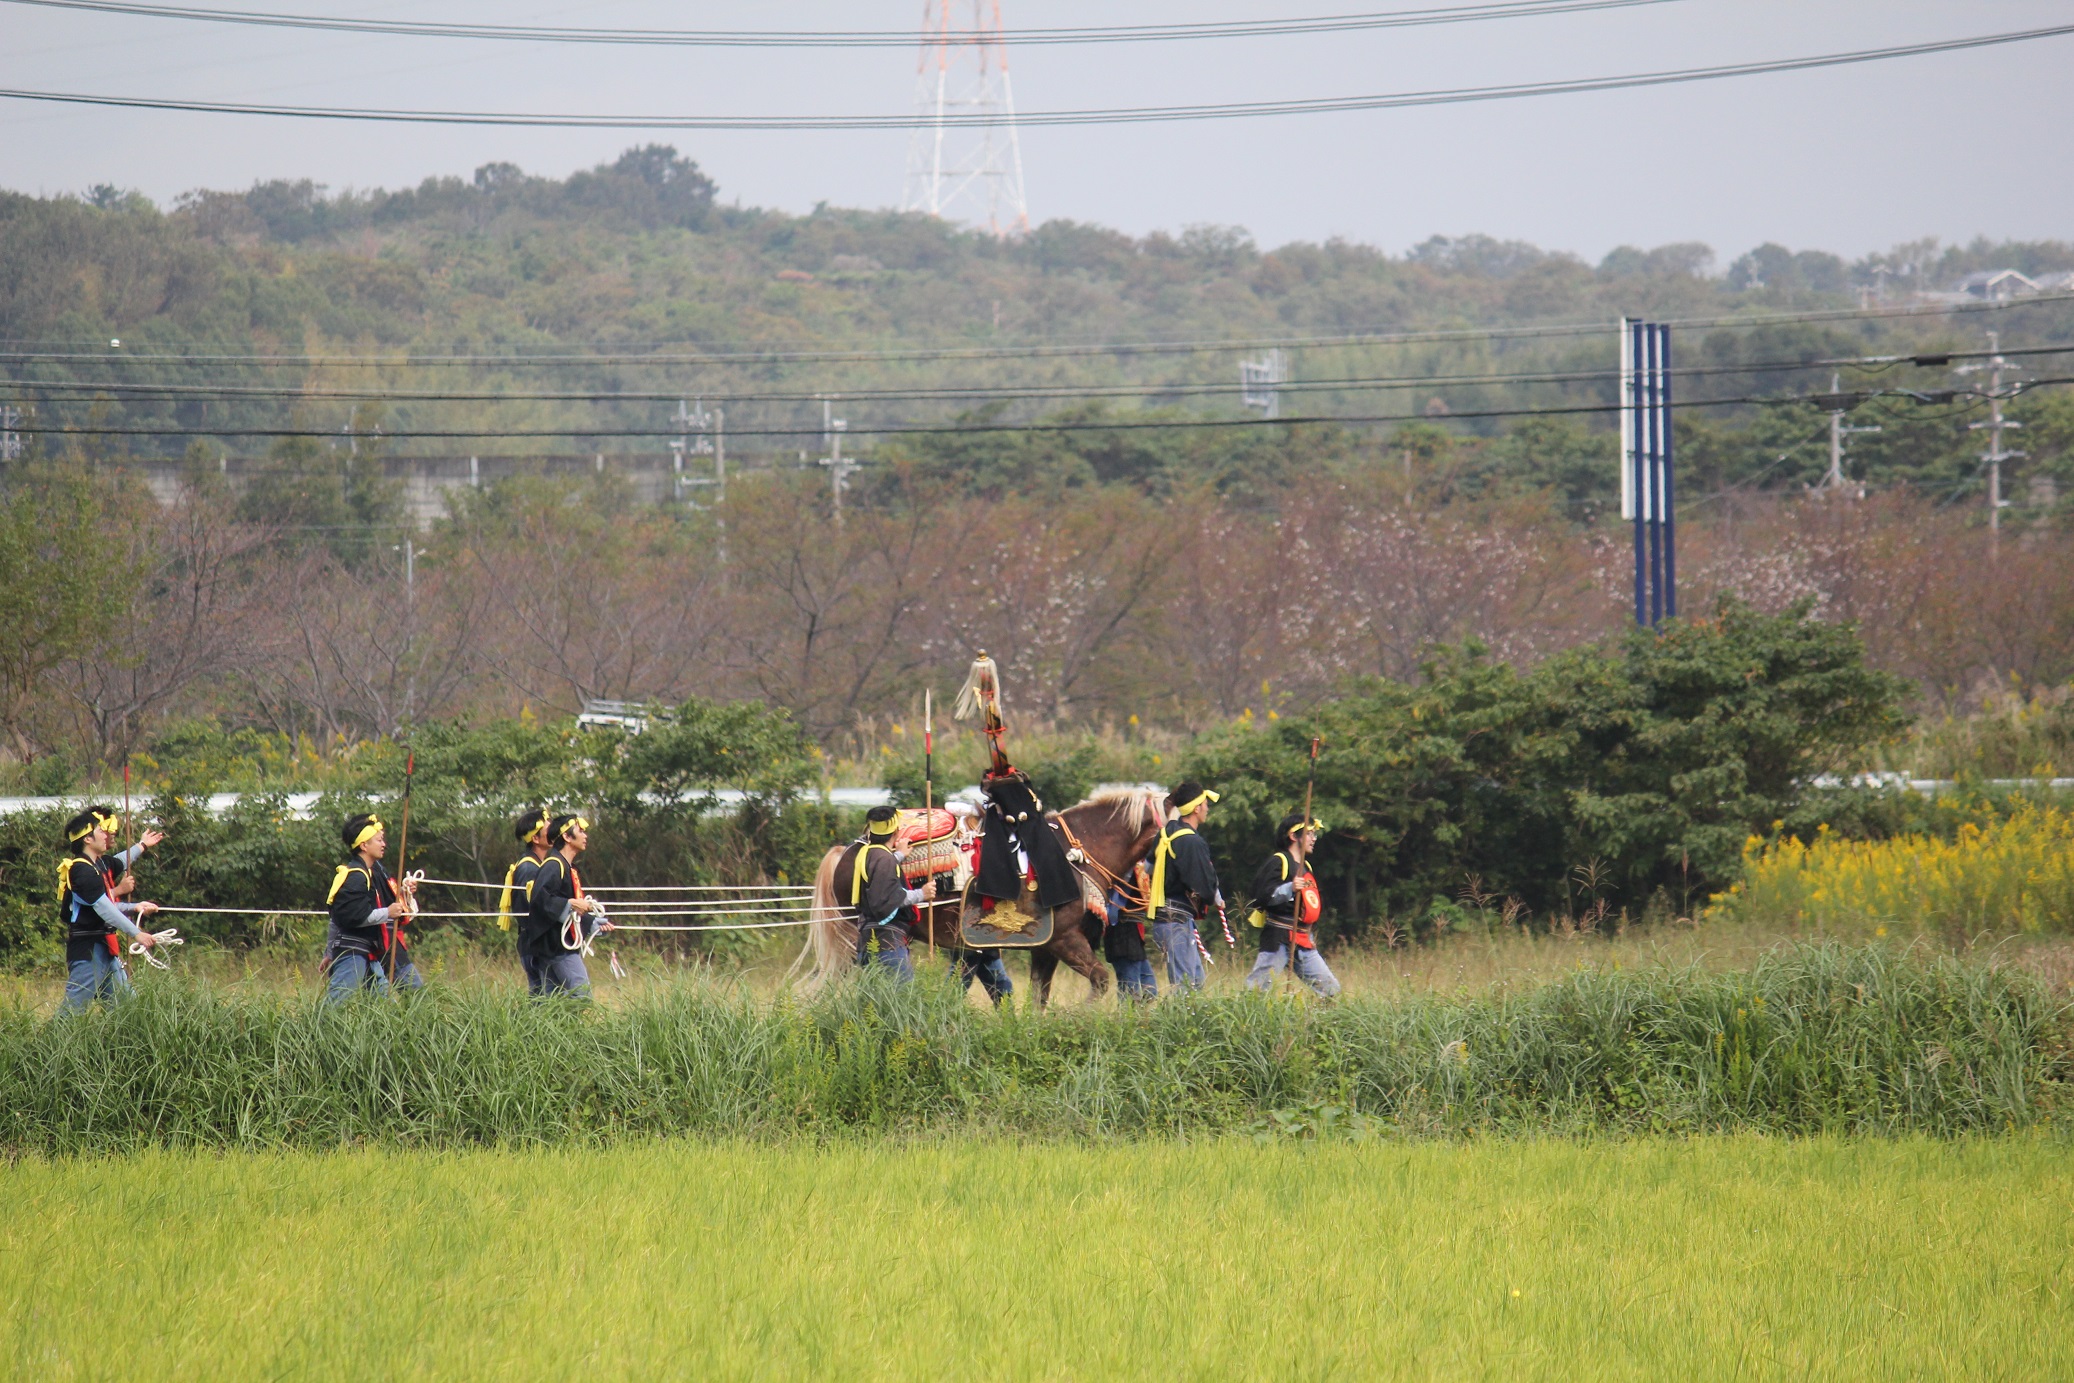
[1630, 319, 1646, 627]
[1644, 322, 1662, 626]
[1658, 324, 1676, 621]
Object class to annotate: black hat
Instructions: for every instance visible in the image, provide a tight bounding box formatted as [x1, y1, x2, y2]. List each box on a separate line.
[548, 813, 590, 846]
[514, 807, 550, 843]
[342, 813, 384, 851]
[1276, 812, 1326, 843]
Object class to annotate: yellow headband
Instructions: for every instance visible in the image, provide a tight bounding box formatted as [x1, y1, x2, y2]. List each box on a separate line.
[1287, 816, 1327, 839]
[68, 811, 119, 843]
[525, 812, 549, 840]
[561, 816, 590, 837]
[1173, 789, 1219, 816]
[867, 814, 900, 838]
[351, 817, 384, 851]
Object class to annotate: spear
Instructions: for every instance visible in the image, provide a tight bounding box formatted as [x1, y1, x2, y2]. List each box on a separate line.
[390, 747, 415, 987]
[121, 760, 137, 900]
[1290, 736, 1323, 995]
[924, 688, 935, 966]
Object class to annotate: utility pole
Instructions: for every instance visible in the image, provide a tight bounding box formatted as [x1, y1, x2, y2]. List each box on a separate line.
[1818, 373, 1879, 496]
[1239, 348, 1288, 420]
[1960, 331, 2025, 535]
[818, 398, 852, 522]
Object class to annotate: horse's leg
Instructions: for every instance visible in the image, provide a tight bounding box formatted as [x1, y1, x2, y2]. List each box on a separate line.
[1028, 946, 1057, 1009]
[1046, 907, 1110, 1003]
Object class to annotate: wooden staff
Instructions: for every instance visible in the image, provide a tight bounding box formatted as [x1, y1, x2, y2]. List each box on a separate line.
[121, 761, 135, 895]
[924, 688, 935, 965]
[1292, 736, 1323, 995]
[390, 748, 415, 987]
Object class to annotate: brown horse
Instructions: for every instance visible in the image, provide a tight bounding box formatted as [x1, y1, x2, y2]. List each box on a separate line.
[791, 787, 1162, 1006]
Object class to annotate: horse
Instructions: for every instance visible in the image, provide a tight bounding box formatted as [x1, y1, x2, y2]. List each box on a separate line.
[790, 786, 1163, 1006]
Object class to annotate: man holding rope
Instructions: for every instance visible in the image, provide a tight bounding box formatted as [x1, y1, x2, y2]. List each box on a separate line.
[323, 813, 421, 1004]
[500, 807, 554, 996]
[523, 813, 610, 998]
[839, 805, 936, 982]
[1143, 781, 1222, 995]
[57, 806, 166, 1012]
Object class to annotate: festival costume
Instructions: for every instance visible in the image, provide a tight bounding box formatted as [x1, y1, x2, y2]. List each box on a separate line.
[524, 853, 599, 998]
[1245, 848, 1340, 998]
[501, 848, 550, 995]
[57, 841, 148, 1013]
[324, 855, 422, 1003]
[838, 827, 926, 981]
[1135, 818, 1220, 994]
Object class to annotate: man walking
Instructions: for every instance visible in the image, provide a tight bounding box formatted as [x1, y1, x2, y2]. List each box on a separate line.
[1245, 813, 1340, 998]
[500, 806, 553, 995]
[837, 806, 936, 982]
[1143, 781, 1221, 994]
[323, 813, 421, 1003]
[523, 813, 610, 998]
[57, 807, 165, 1012]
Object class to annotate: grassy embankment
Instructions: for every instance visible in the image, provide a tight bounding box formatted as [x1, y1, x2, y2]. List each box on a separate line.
[1, 944, 2062, 1151]
[4, 1137, 2070, 1380]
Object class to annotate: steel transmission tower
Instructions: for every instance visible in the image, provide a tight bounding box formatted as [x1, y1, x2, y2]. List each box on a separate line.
[901, 1, 1029, 235]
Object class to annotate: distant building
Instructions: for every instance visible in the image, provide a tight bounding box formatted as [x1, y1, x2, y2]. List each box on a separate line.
[1952, 269, 2040, 301]
[2033, 269, 2074, 294]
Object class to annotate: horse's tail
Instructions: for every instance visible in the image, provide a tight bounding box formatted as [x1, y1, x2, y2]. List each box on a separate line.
[786, 846, 856, 993]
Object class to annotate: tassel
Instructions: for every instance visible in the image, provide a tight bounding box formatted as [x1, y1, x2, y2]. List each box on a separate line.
[953, 652, 1001, 722]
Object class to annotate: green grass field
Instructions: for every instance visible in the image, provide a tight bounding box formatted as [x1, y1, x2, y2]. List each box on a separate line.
[4, 1137, 2068, 1380]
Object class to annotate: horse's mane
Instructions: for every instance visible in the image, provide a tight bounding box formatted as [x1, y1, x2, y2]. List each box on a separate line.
[1066, 784, 1160, 836]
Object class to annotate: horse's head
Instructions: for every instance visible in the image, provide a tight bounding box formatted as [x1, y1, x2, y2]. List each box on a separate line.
[1057, 787, 1165, 878]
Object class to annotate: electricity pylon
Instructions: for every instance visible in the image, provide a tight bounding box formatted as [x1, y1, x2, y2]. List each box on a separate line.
[900, 1, 1029, 236]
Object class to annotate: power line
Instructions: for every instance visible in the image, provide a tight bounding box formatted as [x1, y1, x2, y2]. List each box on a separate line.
[14, 348, 2069, 408]
[12, 382, 2060, 442]
[4, 24, 2071, 130]
[0, 0, 1688, 47]
[4, 295, 2070, 371]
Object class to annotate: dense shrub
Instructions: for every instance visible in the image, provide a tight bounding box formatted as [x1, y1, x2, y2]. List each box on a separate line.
[0, 944, 2061, 1150]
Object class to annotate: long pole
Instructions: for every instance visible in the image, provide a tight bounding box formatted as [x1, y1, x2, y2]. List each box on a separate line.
[391, 748, 414, 987]
[924, 688, 935, 966]
[1292, 736, 1322, 995]
[122, 760, 134, 893]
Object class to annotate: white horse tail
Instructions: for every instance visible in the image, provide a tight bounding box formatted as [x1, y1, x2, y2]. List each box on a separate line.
[786, 845, 857, 993]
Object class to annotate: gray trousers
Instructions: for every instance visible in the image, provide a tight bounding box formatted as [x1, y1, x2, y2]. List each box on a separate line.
[1245, 943, 1341, 998]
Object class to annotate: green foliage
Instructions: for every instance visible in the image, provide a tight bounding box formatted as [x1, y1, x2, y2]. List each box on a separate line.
[1185, 599, 1912, 933]
[0, 464, 136, 750]
[235, 430, 405, 564]
[0, 944, 2059, 1149]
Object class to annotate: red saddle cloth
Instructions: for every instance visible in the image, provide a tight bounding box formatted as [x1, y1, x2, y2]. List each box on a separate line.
[898, 808, 963, 884]
[896, 808, 957, 847]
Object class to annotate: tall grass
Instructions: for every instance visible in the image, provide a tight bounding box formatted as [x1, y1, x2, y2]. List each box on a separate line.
[0, 943, 2062, 1152]
[1718, 806, 2074, 937]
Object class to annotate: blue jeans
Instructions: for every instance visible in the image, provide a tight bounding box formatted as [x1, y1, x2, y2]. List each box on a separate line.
[535, 951, 592, 998]
[62, 949, 133, 1013]
[1150, 917, 1206, 991]
[519, 939, 543, 996]
[854, 922, 914, 981]
[1245, 943, 1342, 998]
[1113, 957, 1157, 1001]
[960, 950, 1013, 1005]
[324, 952, 426, 1005]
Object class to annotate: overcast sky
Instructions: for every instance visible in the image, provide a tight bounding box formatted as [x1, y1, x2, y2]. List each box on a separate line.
[1, 0, 2068, 265]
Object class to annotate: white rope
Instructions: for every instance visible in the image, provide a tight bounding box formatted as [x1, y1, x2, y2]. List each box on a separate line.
[139, 904, 815, 931]
[128, 927, 183, 969]
[606, 918, 817, 932]
[412, 875, 810, 896]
